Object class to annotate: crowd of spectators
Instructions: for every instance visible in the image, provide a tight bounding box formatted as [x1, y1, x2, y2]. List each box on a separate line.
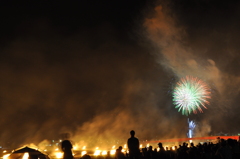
[81, 130, 240, 159]
[114, 138, 240, 159]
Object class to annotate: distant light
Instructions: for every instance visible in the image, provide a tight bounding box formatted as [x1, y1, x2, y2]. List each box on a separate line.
[3, 154, 10, 159]
[55, 148, 59, 151]
[73, 147, 77, 150]
[55, 152, 63, 158]
[81, 151, 87, 156]
[94, 150, 101, 156]
[82, 146, 86, 150]
[110, 150, 115, 155]
[3, 150, 7, 153]
[22, 153, 29, 159]
[102, 151, 107, 155]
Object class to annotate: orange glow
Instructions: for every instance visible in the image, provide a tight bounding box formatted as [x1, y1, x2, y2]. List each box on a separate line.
[55, 152, 63, 158]
[94, 150, 101, 156]
[110, 149, 115, 155]
[102, 151, 107, 155]
[81, 151, 87, 156]
[73, 145, 78, 150]
[148, 136, 239, 143]
[3, 154, 10, 159]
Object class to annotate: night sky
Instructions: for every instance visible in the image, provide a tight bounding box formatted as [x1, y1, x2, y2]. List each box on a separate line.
[0, 0, 240, 148]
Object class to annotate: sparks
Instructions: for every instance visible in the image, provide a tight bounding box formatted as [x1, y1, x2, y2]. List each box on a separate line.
[173, 76, 211, 115]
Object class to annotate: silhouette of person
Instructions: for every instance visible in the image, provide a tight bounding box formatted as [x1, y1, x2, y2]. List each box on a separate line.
[61, 133, 73, 159]
[157, 142, 166, 159]
[127, 130, 140, 159]
[146, 146, 157, 159]
[115, 146, 126, 159]
[105, 151, 111, 159]
[81, 154, 91, 159]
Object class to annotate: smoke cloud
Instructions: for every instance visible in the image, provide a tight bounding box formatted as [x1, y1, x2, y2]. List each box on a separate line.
[143, 1, 240, 135]
[0, 0, 240, 150]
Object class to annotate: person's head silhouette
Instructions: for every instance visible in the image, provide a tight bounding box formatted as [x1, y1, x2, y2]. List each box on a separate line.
[130, 130, 135, 137]
[158, 142, 163, 148]
[149, 146, 153, 151]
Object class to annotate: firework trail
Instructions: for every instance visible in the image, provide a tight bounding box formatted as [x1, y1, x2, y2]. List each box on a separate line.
[173, 76, 211, 116]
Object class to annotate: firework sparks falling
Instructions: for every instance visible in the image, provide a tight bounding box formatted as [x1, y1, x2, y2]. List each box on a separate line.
[173, 76, 211, 116]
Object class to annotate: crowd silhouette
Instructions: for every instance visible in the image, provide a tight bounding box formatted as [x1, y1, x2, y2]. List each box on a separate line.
[79, 130, 240, 159]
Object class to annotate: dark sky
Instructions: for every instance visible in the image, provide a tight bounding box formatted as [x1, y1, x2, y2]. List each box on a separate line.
[0, 0, 240, 149]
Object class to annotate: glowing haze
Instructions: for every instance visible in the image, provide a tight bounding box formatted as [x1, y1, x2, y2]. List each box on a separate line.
[0, 0, 240, 149]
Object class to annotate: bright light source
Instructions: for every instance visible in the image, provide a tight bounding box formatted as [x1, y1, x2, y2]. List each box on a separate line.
[73, 146, 78, 150]
[3, 154, 10, 159]
[94, 150, 101, 156]
[102, 151, 107, 155]
[81, 151, 87, 156]
[22, 153, 29, 159]
[110, 150, 115, 155]
[55, 152, 63, 158]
